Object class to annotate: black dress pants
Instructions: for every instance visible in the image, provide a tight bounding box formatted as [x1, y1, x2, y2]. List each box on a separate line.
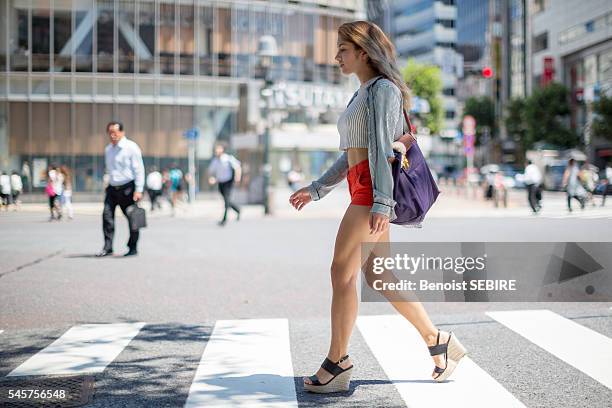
[218, 180, 240, 222]
[526, 184, 541, 212]
[103, 181, 139, 251]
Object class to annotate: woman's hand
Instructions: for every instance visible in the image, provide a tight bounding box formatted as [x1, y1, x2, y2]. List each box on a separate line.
[289, 187, 313, 211]
[369, 212, 389, 235]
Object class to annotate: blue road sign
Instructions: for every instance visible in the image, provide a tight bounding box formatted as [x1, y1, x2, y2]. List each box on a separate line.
[184, 127, 200, 140]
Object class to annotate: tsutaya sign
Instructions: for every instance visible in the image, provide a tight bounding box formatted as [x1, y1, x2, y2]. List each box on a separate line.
[264, 82, 354, 110]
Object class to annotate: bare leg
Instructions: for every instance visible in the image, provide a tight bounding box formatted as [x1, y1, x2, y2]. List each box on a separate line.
[362, 230, 450, 378]
[304, 205, 379, 385]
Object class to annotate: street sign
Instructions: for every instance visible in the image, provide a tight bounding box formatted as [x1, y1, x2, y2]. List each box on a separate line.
[184, 127, 200, 140]
[462, 116, 476, 157]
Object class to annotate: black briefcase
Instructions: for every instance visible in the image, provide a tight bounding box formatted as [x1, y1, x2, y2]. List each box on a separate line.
[126, 204, 147, 231]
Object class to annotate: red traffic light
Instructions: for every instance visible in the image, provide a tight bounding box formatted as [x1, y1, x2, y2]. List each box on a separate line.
[482, 66, 493, 78]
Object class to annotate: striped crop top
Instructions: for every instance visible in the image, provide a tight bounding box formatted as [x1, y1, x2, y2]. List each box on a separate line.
[337, 76, 381, 150]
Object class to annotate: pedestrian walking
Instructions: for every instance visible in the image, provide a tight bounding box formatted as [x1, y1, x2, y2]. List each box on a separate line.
[168, 164, 184, 214]
[562, 158, 586, 212]
[289, 21, 466, 393]
[579, 160, 598, 207]
[146, 166, 163, 211]
[46, 166, 63, 220]
[207, 142, 241, 226]
[0, 171, 11, 211]
[10, 170, 23, 210]
[21, 161, 31, 193]
[601, 162, 611, 206]
[524, 160, 543, 213]
[96, 121, 145, 257]
[59, 165, 74, 219]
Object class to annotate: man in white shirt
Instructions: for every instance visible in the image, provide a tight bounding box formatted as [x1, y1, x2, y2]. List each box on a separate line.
[207, 142, 241, 226]
[146, 167, 163, 211]
[0, 171, 11, 210]
[97, 121, 145, 257]
[602, 163, 612, 207]
[524, 160, 543, 213]
[10, 170, 23, 209]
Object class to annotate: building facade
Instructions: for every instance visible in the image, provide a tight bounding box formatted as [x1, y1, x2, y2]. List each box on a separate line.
[392, 0, 462, 136]
[529, 0, 612, 168]
[0, 0, 364, 193]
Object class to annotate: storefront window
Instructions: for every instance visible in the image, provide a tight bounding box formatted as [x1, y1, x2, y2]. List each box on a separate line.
[599, 49, 612, 87]
[53, 2, 72, 72]
[179, 4, 194, 75]
[75, 0, 94, 72]
[216, 6, 231, 77]
[96, 0, 114, 73]
[159, 2, 176, 75]
[32, 2, 51, 72]
[303, 13, 315, 82]
[233, 5, 251, 78]
[118, 0, 135, 74]
[197, 5, 214, 76]
[10, 1, 28, 72]
[0, 3, 7, 72]
[137, 0, 155, 74]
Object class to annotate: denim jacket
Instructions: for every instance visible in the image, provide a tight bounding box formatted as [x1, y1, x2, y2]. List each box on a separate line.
[308, 76, 405, 221]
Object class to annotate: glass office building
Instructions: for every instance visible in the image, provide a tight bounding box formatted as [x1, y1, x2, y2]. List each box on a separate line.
[0, 0, 363, 192]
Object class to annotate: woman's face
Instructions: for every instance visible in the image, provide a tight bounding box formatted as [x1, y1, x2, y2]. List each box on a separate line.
[335, 40, 366, 75]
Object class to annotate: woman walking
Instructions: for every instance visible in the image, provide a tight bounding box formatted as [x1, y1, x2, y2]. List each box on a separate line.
[46, 166, 63, 220]
[562, 158, 586, 212]
[59, 165, 74, 219]
[289, 21, 467, 393]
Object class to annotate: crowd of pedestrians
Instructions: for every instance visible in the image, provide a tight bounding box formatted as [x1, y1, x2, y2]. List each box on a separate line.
[0, 170, 23, 211]
[522, 158, 611, 213]
[145, 163, 192, 216]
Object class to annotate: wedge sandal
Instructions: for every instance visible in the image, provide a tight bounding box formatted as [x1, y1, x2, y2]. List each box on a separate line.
[428, 330, 467, 382]
[304, 354, 354, 393]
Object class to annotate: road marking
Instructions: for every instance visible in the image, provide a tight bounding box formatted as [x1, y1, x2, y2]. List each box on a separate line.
[357, 315, 525, 408]
[487, 309, 612, 389]
[7, 322, 145, 377]
[0, 330, 3, 335]
[185, 318, 297, 408]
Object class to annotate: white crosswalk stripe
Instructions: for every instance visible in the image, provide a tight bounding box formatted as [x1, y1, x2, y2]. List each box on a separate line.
[0, 330, 3, 335]
[184, 318, 298, 408]
[357, 314, 526, 408]
[486, 309, 612, 389]
[1, 310, 611, 407]
[7, 322, 145, 377]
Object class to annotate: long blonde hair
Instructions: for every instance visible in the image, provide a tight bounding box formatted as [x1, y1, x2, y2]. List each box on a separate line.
[338, 21, 411, 111]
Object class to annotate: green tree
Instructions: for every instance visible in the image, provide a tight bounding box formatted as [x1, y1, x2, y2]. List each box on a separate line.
[504, 97, 528, 165]
[463, 96, 496, 145]
[523, 82, 579, 149]
[505, 98, 526, 142]
[401, 59, 443, 134]
[592, 94, 612, 143]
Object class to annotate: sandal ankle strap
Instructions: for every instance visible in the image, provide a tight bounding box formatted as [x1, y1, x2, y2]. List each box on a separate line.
[428, 343, 447, 356]
[321, 355, 350, 377]
[428, 330, 450, 356]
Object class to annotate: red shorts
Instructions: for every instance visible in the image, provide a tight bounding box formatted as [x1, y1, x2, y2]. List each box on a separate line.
[347, 159, 374, 206]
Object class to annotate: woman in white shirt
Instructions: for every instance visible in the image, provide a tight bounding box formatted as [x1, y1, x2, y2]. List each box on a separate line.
[60, 165, 74, 219]
[46, 167, 63, 220]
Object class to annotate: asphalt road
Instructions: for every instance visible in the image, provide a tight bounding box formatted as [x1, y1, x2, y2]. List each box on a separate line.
[1, 205, 611, 408]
